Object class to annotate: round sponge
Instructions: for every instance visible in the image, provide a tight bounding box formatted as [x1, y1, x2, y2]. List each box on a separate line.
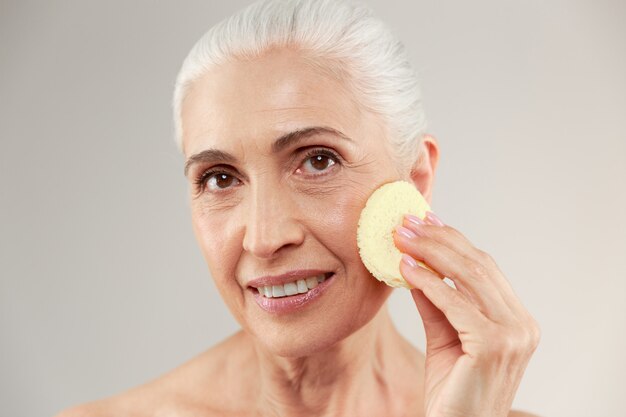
[356, 180, 436, 289]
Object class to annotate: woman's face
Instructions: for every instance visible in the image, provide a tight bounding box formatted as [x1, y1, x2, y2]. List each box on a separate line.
[181, 48, 405, 357]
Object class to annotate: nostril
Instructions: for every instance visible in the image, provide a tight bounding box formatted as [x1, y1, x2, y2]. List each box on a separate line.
[241, 196, 306, 258]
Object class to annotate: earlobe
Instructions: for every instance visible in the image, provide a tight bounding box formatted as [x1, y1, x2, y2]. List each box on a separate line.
[408, 134, 440, 205]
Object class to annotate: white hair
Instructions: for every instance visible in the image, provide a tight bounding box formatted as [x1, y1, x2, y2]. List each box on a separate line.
[172, 0, 428, 172]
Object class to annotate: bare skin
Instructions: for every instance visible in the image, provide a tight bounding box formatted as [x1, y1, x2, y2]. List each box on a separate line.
[62, 306, 425, 417]
[57, 320, 536, 417]
[56, 47, 540, 417]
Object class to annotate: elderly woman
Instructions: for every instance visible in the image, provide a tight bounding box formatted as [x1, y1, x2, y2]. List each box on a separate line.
[59, 0, 541, 416]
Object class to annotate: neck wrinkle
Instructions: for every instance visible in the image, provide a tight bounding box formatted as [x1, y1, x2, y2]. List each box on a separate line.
[252, 303, 413, 417]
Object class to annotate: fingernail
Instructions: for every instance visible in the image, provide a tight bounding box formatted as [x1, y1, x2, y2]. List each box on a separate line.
[405, 214, 426, 226]
[401, 254, 418, 268]
[395, 225, 417, 239]
[425, 211, 445, 226]
[403, 215, 427, 236]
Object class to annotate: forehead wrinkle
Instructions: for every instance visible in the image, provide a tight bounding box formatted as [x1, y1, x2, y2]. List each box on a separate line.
[255, 105, 315, 112]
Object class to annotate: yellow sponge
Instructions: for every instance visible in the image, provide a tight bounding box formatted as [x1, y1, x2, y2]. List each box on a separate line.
[356, 180, 436, 289]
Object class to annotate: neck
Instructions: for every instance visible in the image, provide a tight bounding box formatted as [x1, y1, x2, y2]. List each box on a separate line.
[252, 303, 424, 417]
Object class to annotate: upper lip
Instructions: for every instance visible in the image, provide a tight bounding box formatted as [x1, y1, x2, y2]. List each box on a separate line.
[246, 269, 333, 288]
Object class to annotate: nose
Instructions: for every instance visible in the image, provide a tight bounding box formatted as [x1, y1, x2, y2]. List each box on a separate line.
[242, 183, 305, 259]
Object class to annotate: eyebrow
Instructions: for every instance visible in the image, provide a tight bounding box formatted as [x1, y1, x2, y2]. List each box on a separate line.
[183, 126, 353, 177]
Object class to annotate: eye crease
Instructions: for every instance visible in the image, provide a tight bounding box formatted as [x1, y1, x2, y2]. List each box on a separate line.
[193, 147, 342, 194]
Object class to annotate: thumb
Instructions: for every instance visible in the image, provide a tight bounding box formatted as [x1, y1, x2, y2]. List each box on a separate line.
[411, 288, 459, 352]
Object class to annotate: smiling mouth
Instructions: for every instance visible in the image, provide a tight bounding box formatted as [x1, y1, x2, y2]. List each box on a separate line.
[252, 272, 334, 298]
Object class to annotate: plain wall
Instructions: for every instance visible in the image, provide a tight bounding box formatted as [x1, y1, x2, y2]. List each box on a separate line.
[1, 1, 624, 416]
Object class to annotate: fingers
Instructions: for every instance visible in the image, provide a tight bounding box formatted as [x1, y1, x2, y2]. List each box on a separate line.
[400, 257, 489, 339]
[406, 214, 527, 315]
[414, 219, 524, 310]
[410, 287, 463, 355]
[395, 225, 513, 321]
[400, 212, 542, 373]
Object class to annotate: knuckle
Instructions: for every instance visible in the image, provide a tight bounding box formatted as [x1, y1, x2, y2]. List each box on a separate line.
[472, 248, 496, 268]
[528, 318, 542, 349]
[474, 320, 541, 362]
[441, 225, 465, 241]
[464, 258, 490, 280]
[492, 332, 526, 360]
[494, 331, 519, 355]
[477, 249, 495, 264]
[511, 334, 529, 355]
[440, 224, 459, 235]
[493, 323, 542, 358]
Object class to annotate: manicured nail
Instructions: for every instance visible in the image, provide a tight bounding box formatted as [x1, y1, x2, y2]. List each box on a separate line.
[403, 215, 427, 236]
[401, 254, 418, 268]
[395, 225, 417, 239]
[405, 214, 426, 226]
[425, 211, 445, 226]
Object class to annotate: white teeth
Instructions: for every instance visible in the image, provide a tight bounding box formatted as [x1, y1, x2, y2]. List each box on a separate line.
[305, 276, 318, 289]
[272, 285, 285, 297]
[257, 273, 332, 298]
[284, 282, 298, 296]
[297, 279, 308, 293]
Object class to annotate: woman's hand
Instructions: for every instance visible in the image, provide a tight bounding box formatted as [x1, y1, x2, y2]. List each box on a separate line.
[393, 211, 541, 417]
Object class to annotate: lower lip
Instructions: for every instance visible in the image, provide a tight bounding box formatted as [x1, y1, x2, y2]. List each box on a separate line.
[250, 273, 336, 314]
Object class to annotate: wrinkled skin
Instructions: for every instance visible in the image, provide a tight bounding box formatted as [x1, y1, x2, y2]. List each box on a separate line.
[182, 47, 409, 358]
[180, 46, 541, 417]
[180, 47, 433, 415]
[55, 47, 541, 417]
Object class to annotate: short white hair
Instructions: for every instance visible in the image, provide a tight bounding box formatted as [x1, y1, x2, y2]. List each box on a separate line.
[172, 0, 428, 172]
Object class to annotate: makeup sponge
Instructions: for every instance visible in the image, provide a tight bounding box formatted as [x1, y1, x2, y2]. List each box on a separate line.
[357, 180, 436, 289]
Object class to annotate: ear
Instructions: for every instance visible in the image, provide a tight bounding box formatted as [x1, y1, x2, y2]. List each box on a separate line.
[408, 134, 440, 206]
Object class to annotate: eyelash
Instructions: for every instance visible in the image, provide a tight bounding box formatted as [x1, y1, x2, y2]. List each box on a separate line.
[193, 148, 342, 195]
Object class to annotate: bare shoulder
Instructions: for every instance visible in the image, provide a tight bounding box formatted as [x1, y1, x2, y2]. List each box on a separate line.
[54, 330, 254, 417]
[509, 410, 544, 417]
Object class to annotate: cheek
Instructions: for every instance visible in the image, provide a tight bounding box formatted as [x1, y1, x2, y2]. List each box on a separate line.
[191, 207, 238, 289]
[191, 209, 252, 325]
[298, 173, 372, 224]
[295, 179, 371, 277]
[298, 177, 395, 307]
[191, 211, 221, 264]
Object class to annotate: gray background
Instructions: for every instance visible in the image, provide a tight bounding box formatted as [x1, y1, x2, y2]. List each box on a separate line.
[1, 1, 624, 416]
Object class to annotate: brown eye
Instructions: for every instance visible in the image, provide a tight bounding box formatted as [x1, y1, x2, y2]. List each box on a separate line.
[301, 153, 337, 174]
[213, 174, 234, 188]
[198, 171, 239, 192]
[313, 155, 332, 170]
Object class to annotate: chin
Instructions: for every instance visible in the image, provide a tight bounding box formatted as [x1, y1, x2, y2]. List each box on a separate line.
[260, 318, 358, 358]
[252, 294, 389, 358]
